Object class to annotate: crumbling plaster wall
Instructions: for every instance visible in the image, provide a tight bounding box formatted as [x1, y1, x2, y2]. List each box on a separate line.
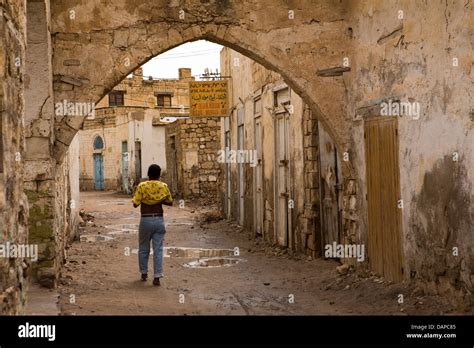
[345, 0, 473, 302]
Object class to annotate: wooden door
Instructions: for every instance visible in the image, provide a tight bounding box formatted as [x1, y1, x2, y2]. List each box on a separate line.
[121, 141, 129, 192]
[318, 121, 341, 248]
[134, 141, 142, 183]
[254, 117, 264, 236]
[237, 122, 245, 225]
[275, 112, 290, 246]
[365, 117, 403, 282]
[93, 154, 104, 190]
[225, 130, 232, 219]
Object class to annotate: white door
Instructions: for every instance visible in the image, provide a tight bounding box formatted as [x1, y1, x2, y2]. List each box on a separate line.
[225, 130, 232, 219]
[275, 112, 290, 246]
[237, 123, 245, 225]
[254, 118, 263, 235]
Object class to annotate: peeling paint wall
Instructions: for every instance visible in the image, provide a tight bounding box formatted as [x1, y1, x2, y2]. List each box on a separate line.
[345, 0, 473, 302]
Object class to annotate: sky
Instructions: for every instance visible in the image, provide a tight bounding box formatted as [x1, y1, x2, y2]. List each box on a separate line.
[141, 40, 223, 80]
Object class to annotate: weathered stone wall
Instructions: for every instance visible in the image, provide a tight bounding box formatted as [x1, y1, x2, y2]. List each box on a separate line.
[300, 105, 320, 257]
[96, 67, 193, 110]
[0, 0, 29, 314]
[49, 0, 352, 169]
[22, 0, 80, 289]
[165, 117, 221, 203]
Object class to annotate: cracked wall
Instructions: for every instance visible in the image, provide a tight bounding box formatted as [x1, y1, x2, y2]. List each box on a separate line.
[345, 0, 473, 304]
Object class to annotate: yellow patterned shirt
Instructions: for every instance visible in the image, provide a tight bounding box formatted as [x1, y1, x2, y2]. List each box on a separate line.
[132, 180, 173, 206]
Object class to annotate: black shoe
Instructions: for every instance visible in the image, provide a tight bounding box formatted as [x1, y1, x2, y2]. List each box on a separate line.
[153, 278, 160, 286]
[141, 273, 147, 281]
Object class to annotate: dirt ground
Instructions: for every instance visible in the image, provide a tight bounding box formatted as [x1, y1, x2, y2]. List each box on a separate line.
[57, 191, 468, 315]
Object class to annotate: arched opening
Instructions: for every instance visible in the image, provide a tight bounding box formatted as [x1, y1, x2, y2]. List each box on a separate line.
[93, 135, 104, 151]
[59, 38, 346, 314]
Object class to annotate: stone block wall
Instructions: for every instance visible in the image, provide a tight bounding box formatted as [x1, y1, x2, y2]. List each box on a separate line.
[0, 0, 29, 314]
[300, 105, 320, 257]
[165, 117, 221, 203]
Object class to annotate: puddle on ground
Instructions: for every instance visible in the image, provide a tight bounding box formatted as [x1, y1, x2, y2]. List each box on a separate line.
[166, 222, 194, 226]
[104, 224, 138, 235]
[130, 247, 236, 259]
[105, 224, 138, 235]
[97, 200, 129, 206]
[107, 229, 138, 235]
[129, 247, 244, 268]
[165, 247, 235, 258]
[80, 234, 114, 242]
[184, 257, 244, 268]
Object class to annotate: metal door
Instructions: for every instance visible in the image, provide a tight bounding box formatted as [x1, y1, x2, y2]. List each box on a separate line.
[93, 154, 104, 190]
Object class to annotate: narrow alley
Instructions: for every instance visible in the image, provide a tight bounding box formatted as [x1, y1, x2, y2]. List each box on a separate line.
[56, 192, 459, 316]
[1, 1, 473, 345]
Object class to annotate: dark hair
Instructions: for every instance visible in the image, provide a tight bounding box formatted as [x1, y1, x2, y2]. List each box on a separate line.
[147, 164, 161, 180]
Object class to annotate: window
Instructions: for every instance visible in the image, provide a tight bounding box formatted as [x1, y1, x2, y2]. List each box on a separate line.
[254, 97, 262, 116]
[273, 87, 290, 107]
[156, 94, 172, 108]
[109, 91, 124, 106]
[93, 136, 104, 150]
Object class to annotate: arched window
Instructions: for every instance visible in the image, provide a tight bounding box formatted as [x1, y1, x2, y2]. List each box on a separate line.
[93, 136, 104, 150]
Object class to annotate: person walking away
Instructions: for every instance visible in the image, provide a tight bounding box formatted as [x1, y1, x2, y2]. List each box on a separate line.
[132, 164, 173, 286]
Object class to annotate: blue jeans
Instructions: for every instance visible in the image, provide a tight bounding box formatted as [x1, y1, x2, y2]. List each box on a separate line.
[138, 216, 166, 278]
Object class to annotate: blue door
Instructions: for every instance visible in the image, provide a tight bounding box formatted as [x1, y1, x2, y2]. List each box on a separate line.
[93, 154, 104, 190]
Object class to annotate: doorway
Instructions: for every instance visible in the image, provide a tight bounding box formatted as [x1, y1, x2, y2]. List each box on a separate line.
[237, 108, 245, 226]
[254, 115, 264, 236]
[274, 110, 290, 247]
[318, 121, 342, 249]
[224, 117, 232, 219]
[121, 141, 129, 193]
[364, 116, 403, 282]
[134, 141, 142, 183]
[93, 154, 104, 190]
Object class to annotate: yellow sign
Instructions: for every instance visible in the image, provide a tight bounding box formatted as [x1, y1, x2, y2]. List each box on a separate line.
[189, 80, 228, 117]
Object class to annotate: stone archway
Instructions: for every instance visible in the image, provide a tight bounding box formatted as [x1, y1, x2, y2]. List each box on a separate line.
[50, 0, 354, 176]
